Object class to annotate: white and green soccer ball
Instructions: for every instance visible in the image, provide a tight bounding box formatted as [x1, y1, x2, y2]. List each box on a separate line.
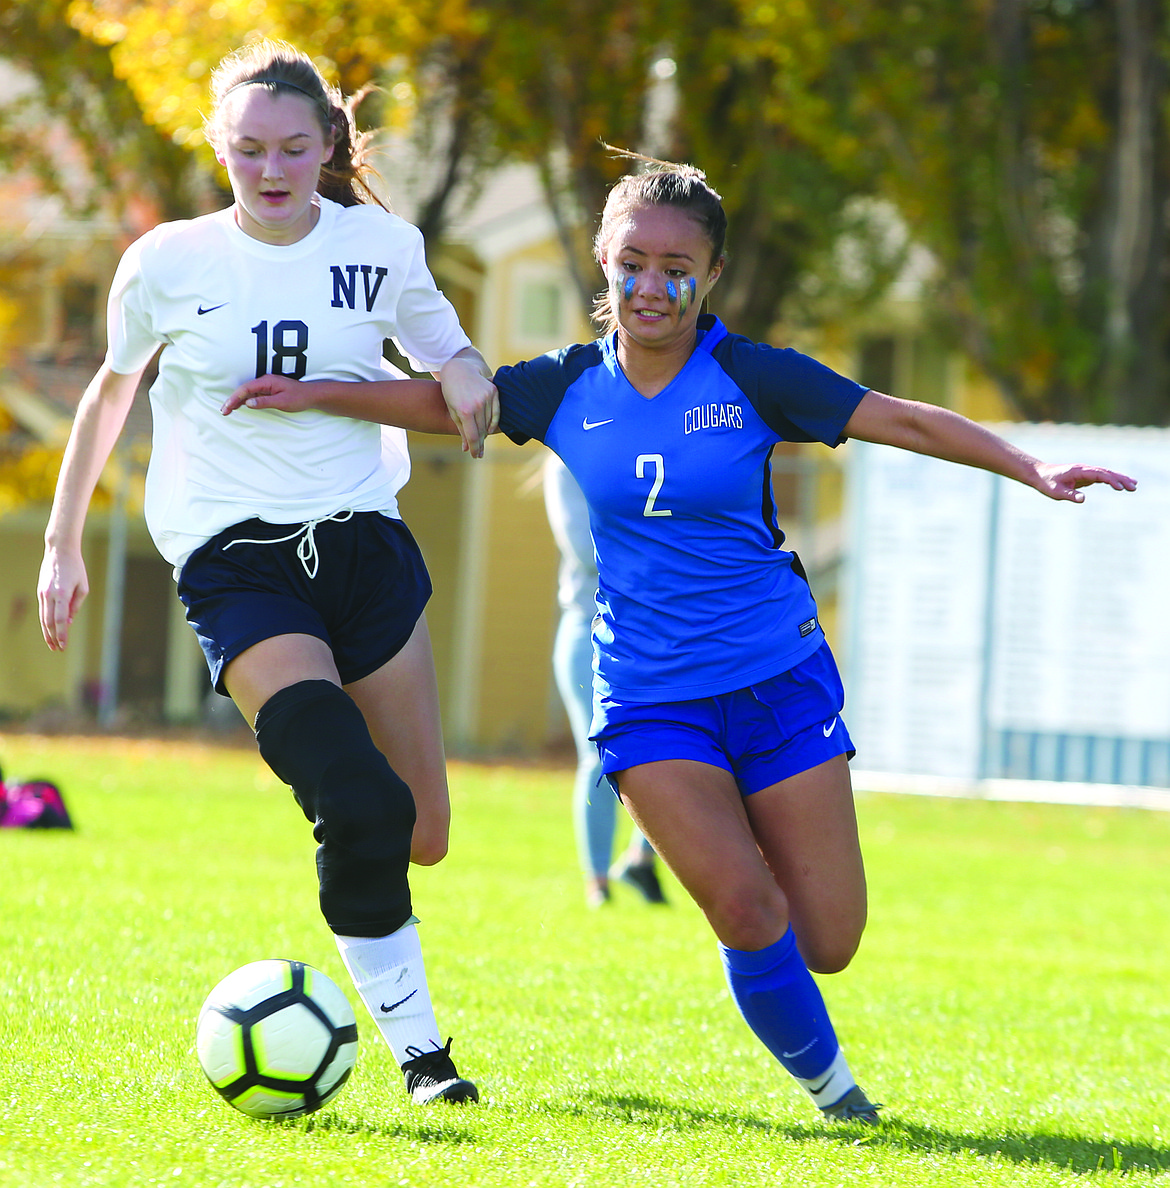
[196, 959, 358, 1120]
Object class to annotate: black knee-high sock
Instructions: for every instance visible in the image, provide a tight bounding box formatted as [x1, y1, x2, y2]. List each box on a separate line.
[254, 680, 416, 936]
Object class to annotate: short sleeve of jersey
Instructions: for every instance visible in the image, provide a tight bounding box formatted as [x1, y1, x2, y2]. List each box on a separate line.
[386, 226, 472, 372]
[106, 231, 166, 375]
[709, 331, 868, 446]
[495, 341, 600, 445]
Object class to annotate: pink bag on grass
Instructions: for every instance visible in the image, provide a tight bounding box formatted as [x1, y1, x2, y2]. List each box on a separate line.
[0, 769, 73, 829]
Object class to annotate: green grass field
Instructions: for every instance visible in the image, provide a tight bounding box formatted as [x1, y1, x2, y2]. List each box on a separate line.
[0, 731, 1167, 1187]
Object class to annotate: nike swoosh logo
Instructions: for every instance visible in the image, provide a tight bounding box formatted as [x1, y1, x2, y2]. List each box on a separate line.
[781, 1039, 816, 1059]
[823, 718, 838, 738]
[809, 1074, 835, 1095]
[582, 417, 614, 431]
[197, 303, 228, 315]
[379, 989, 419, 1013]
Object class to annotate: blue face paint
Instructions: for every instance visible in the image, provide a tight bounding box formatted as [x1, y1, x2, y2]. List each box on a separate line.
[623, 275, 635, 300]
[667, 276, 698, 316]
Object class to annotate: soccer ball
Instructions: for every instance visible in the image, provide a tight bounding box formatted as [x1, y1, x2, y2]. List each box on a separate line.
[196, 959, 358, 1120]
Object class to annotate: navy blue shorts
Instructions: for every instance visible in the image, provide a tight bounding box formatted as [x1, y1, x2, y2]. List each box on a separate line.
[592, 640, 855, 796]
[177, 511, 431, 695]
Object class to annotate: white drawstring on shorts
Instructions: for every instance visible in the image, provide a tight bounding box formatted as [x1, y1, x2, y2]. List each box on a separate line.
[222, 508, 355, 579]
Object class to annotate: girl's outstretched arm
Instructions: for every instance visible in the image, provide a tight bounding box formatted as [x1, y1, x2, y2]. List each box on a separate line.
[844, 391, 1137, 502]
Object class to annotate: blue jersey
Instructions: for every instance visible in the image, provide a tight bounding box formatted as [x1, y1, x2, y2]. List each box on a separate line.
[496, 315, 867, 702]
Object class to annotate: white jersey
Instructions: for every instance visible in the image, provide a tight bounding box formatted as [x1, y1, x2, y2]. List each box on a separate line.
[106, 196, 471, 569]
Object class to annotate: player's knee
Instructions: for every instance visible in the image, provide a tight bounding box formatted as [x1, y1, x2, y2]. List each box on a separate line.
[254, 679, 417, 850]
[410, 831, 448, 866]
[411, 843, 446, 867]
[706, 880, 790, 952]
[396, 766, 448, 865]
[408, 788, 448, 864]
[802, 937, 858, 976]
[315, 751, 416, 851]
[798, 915, 867, 975]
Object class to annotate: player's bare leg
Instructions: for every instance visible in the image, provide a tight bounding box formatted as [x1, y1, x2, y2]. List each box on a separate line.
[341, 614, 473, 1102]
[615, 759, 787, 949]
[745, 755, 867, 974]
[616, 758, 879, 1123]
[223, 632, 341, 723]
[346, 613, 450, 866]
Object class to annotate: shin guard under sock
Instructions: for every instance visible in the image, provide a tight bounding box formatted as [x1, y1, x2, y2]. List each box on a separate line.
[255, 679, 416, 936]
[720, 926, 854, 1100]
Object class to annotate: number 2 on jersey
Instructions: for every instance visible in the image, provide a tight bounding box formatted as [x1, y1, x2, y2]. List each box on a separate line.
[252, 320, 309, 379]
[636, 453, 672, 518]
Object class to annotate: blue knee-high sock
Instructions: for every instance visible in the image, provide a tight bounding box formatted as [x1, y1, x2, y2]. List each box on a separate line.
[720, 926, 840, 1081]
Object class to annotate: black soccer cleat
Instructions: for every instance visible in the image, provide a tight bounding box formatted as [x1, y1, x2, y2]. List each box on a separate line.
[401, 1037, 479, 1105]
[609, 858, 668, 904]
[821, 1084, 883, 1124]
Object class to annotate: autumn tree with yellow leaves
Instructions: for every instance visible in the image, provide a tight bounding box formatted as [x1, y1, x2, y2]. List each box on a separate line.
[3, 0, 1168, 425]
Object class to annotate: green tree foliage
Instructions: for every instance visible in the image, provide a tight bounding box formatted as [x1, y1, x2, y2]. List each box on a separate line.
[379, 0, 869, 341]
[664, 2, 874, 340]
[418, 0, 684, 314]
[799, 0, 1169, 424]
[448, 0, 871, 340]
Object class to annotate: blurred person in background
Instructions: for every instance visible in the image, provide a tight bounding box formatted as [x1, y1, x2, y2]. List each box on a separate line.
[544, 453, 666, 909]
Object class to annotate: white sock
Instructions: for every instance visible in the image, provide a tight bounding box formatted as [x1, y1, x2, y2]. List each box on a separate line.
[797, 1046, 856, 1109]
[334, 921, 442, 1066]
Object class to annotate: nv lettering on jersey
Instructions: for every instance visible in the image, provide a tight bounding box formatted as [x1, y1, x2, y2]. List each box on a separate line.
[683, 403, 744, 435]
[330, 264, 389, 311]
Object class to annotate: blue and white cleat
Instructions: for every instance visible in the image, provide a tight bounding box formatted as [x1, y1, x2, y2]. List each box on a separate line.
[821, 1085, 883, 1124]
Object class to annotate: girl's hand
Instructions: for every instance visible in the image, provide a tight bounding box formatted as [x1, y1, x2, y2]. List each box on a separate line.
[1033, 463, 1137, 502]
[221, 375, 316, 416]
[439, 356, 499, 459]
[38, 546, 89, 651]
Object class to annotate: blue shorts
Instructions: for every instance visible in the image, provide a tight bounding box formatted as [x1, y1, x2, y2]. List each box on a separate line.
[592, 640, 855, 796]
[177, 511, 431, 695]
